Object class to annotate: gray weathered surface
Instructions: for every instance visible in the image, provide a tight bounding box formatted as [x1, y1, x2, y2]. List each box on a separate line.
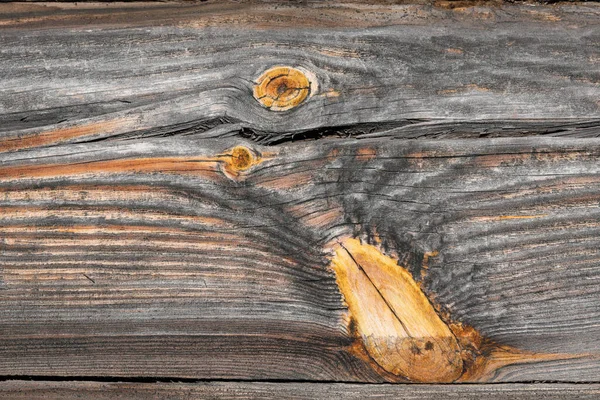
[2, 381, 600, 400]
[1, 136, 600, 381]
[0, 1, 599, 148]
[0, 0, 599, 385]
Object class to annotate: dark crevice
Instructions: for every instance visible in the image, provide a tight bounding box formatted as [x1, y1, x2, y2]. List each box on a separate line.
[239, 120, 425, 145]
[65, 117, 245, 147]
[241, 119, 600, 145]
[0, 98, 152, 135]
[360, 119, 600, 141]
[65, 117, 600, 149]
[71, 119, 421, 146]
[0, 375, 597, 385]
[119, 116, 243, 140]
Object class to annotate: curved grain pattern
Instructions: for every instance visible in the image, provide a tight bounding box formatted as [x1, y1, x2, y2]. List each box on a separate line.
[1, 0, 599, 384]
[0, 136, 599, 381]
[0, 2, 599, 148]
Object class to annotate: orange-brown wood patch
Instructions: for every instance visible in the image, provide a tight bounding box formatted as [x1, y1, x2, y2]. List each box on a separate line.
[253, 66, 316, 111]
[329, 238, 583, 383]
[0, 118, 136, 153]
[0, 146, 267, 182]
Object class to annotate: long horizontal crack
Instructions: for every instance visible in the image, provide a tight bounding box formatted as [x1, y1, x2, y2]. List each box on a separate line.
[138, 118, 600, 146]
[21, 117, 600, 153]
[0, 375, 598, 385]
[242, 120, 425, 145]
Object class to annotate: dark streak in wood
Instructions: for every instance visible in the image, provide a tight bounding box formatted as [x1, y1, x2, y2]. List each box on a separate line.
[1, 381, 600, 400]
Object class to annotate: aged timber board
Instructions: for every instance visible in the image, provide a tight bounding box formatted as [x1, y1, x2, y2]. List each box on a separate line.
[0, 0, 599, 384]
[1, 136, 600, 382]
[0, 2, 599, 144]
[2, 382, 600, 400]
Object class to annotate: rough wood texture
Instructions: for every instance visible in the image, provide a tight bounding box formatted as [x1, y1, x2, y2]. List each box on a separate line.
[2, 137, 600, 382]
[0, 0, 599, 385]
[1, 2, 599, 145]
[2, 382, 600, 400]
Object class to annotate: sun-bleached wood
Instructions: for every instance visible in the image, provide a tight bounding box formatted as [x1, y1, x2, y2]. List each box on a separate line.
[1, 136, 600, 381]
[0, 0, 599, 385]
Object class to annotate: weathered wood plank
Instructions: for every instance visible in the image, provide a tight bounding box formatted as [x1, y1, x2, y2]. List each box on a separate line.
[1, 381, 600, 400]
[1, 136, 600, 381]
[1, 0, 600, 384]
[0, 1, 598, 147]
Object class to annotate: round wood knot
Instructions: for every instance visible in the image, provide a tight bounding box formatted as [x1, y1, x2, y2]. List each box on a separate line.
[230, 146, 253, 171]
[253, 66, 315, 111]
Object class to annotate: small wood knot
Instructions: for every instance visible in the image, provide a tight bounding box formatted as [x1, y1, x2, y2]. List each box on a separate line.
[220, 146, 264, 180]
[253, 66, 315, 111]
[230, 146, 254, 171]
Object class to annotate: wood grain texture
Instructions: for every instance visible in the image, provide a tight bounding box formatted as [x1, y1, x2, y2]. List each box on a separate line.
[0, 1, 599, 147]
[1, 0, 600, 384]
[1, 136, 600, 381]
[2, 381, 600, 400]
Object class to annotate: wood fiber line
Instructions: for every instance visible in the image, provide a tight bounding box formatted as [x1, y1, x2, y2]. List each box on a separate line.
[1, 137, 599, 381]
